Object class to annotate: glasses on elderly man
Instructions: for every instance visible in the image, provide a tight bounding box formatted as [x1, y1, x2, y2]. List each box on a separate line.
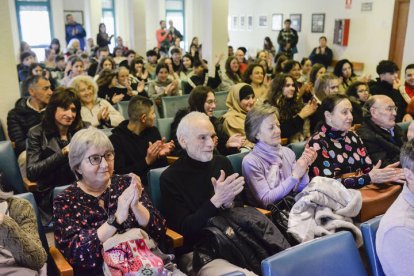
[86, 151, 115, 165]
[372, 106, 398, 112]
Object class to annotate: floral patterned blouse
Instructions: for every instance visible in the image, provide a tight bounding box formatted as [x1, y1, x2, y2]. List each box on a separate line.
[307, 124, 373, 188]
[53, 174, 166, 274]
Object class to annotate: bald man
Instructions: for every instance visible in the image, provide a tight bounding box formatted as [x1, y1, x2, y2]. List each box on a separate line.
[357, 95, 405, 168]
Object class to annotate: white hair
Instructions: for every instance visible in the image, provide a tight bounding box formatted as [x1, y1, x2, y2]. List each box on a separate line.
[176, 111, 210, 148]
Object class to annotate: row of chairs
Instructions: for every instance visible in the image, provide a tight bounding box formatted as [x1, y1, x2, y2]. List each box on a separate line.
[13, 189, 385, 276]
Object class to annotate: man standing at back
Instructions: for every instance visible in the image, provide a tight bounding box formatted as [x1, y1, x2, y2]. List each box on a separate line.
[277, 19, 299, 59]
[65, 14, 87, 50]
[156, 20, 171, 55]
[369, 60, 407, 122]
[7, 75, 53, 177]
[376, 139, 414, 275]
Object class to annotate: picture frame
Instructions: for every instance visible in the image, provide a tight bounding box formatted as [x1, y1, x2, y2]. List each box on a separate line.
[311, 13, 325, 33]
[271, 13, 283, 31]
[247, 15, 253, 31]
[290, 13, 302, 32]
[258, 15, 268, 27]
[240, 15, 246, 30]
[231, 15, 239, 31]
[64, 10, 84, 25]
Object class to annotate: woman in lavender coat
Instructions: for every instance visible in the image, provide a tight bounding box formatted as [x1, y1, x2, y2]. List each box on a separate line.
[242, 103, 317, 208]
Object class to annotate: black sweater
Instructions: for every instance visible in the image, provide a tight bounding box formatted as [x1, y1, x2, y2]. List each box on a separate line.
[160, 153, 234, 253]
[109, 121, 168, 187]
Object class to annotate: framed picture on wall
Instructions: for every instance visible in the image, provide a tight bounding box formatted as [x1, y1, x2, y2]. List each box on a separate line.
[231, 15, 239, 31]
[240, 15, 246, 30]
[271, 13, 283, 31]
[64, 10, 84, 25]
[247, 15, 253, 31]
[258, 16, 268, 27]
[311, 13, 325, 33]
[290, 13, 302, 32]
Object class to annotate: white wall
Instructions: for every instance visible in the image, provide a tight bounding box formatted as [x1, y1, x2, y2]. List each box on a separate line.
[228, 0, 396, 76]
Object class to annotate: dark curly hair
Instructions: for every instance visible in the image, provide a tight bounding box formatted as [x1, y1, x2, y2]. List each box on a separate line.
[267, 74, 302, 123]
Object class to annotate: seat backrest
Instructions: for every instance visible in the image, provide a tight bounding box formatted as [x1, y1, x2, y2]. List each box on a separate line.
[53, 185, 70, 199]
[147, 166, 169, 210]
[360, 216, 385, 276]
[261, 231, 367, 276]
[161, 95, 189, 118]
[397, 121, 410, 134]
[227, 151, 250, 175]
[14, 192, 49, 251]
[116, 100, 130, 119]
[0, 141, 26, 193]
[157, 117, 175, 141]
[215, 91, 229, 110]
[287, 141, 306, 160]
[0, 119, 6, 141]
[213, 109, 227, 119]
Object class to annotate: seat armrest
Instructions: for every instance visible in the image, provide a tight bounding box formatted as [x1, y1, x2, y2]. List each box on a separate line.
[256, 207, 271, 217]
[166, 156, 179, 165]
[49, 246, 73, 276]
[166, 228, 184, 248]
[23, 178, 37, 192]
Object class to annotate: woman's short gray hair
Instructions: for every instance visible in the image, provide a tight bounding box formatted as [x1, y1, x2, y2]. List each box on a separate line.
[176, 111, 210, 148]
[69, 127, 114, 180]
[245, 103, 278, 143]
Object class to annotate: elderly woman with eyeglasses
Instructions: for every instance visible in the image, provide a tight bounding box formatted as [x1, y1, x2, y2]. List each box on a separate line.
[53, 127, 166, 275]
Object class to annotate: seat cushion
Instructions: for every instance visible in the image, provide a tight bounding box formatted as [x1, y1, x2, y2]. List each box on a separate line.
[358, 183, 402, 222]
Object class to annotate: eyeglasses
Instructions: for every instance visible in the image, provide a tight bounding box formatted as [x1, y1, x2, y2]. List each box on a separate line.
[372, 106, 398, 112]
[86, 151, 115, 165]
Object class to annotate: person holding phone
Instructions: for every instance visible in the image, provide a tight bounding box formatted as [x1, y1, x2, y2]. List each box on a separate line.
[53, 127, 167, 275]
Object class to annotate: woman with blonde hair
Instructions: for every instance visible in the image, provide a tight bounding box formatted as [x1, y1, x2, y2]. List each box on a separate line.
[69, 75, 124, 128]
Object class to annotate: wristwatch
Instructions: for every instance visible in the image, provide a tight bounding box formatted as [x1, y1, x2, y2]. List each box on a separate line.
[107, 215, 124, 232]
